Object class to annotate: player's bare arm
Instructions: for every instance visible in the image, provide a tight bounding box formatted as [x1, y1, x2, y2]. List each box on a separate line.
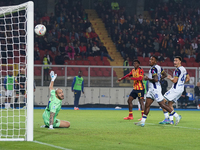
[167, 74, 178, 83]
[161, 71, 167, 79]
[185, 74, 190, 83]
[144, 74, 158, 83]
[117, 72, 132, 82]
[49, 81, 54, 91]
[49, 112, 55, 126]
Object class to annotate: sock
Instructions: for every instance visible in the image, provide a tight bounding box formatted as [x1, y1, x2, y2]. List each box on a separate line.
[129, 111, 133, 117]
[164, 111, 169, 119]
[170, 110, 179, 118]
[141, 110, 144, 117]
[5, 103, 8, 109]
[7, 103, 10, 108]
[141, 114, 147, 123]
[169, 114, 173, 121]
[15, 98, 18, 102]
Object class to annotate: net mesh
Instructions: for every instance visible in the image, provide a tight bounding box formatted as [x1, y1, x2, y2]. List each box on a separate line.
[0, 3, 28, 140]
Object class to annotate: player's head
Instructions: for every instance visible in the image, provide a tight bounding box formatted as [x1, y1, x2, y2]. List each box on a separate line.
[21, 67, 25, 74]
[55, 88, 64, 100]
[133, 59, 140, 69]
[8, 70, 13, 76]
[149, 56, 158, 66]
[197, 82, 200, 87]
[174, 56, 182, 68]
[78, 70, 82, 77]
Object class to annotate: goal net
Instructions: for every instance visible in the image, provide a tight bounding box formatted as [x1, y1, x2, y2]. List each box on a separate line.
[0, 1, 34, 141]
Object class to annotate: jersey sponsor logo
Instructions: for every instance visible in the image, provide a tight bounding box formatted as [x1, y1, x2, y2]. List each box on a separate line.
[53, 106, 56, 109]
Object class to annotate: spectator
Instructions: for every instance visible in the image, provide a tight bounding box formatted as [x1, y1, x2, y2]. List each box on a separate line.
[99, 42, 114, 61]
[59, 34, 67, 44]
[58, 42, 66, 56]
[65, 43, 75, 60]
[153, 39, 160, 52]
[123, 57, 130, 83]
[79, 42, 87, 59]
[87, 43, 93, 56]
[187, 45, 196, 59]
[55, 52, 65, 65]
[92, 43, 100, 56]
[46, 51, 53, 66]
[43, 54, 50, 81]
[111, 0, 119, 10]
[195, 52, 200, 62]
[34, 47, 40, 61]
[179, 87, 188, 109]
[191, 40, 198, 52]
[194, 82, 200, 109]
[158, 53, 165, 62]
[74, 44, 80, 56]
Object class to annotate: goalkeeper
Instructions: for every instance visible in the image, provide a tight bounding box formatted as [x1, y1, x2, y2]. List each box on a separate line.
[41, 71, 70, 129]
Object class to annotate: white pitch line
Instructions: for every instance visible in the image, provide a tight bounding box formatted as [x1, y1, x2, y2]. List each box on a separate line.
[33, 140, 71, 150]
[146, 123, 200, 130]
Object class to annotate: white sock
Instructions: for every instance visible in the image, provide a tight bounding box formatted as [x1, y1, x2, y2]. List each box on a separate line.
[141, 115, 147, 123]
[5, 103, 8, 109]
[7, 103, 10, 108]
[170, 110, 179, 118]
[164, 112, 169, 119]
[169, 115, 173, 121]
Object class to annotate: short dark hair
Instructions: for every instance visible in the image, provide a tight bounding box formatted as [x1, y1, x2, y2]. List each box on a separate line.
[151, 55, 158, 61]
[79, 70, 82, 73]
[175, 56, 182, 61]
[133, 59, 140, 64]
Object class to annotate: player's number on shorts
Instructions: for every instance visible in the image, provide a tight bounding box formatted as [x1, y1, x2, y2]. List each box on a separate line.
[138, 93, 141, 97]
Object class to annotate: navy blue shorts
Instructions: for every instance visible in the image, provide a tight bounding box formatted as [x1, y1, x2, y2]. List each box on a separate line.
[129, 90, 144, 99]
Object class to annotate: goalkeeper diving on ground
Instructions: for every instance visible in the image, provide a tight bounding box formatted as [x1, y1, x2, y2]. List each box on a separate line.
[41, 71, 70, 129]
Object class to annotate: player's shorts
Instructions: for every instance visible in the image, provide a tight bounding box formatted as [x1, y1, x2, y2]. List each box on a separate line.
[5, 90, 13, 97]
[42, 113, 61, 128]
[16, 89, 25, 95]
[164, 88, 183, 103]
[146, 86, 163, 102]
[129, 90, 144, 99]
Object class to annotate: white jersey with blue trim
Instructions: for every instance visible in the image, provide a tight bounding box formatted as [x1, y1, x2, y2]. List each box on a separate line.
[148, 65, 163, 90]
[172, 66, 187, 91]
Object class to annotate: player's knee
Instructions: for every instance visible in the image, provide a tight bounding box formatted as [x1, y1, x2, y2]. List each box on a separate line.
[65, 121, 70, 128]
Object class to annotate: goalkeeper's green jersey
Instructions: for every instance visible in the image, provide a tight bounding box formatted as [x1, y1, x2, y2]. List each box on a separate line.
[43, 90, 62, 121]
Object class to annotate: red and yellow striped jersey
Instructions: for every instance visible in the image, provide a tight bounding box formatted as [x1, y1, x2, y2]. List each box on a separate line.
[126, 67, 144, 90]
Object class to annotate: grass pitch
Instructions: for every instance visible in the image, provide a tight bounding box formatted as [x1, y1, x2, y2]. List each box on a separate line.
[0, 109, 200, 150]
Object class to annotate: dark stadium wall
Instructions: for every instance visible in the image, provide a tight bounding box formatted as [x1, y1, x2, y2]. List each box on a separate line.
[82, 0, 137, 15]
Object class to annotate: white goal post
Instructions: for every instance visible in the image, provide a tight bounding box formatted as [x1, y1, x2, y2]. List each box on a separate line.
[0, 1, 34, 141]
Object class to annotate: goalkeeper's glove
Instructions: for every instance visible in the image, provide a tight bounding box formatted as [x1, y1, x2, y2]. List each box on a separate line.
[48, 125, 54, 129]
[50, 71, 57, 82]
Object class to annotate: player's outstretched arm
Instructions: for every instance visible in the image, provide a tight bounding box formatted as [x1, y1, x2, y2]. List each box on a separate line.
[49, 71, 57, 91]
[49, 112, 55, 129]
[167, 74, 178, 83]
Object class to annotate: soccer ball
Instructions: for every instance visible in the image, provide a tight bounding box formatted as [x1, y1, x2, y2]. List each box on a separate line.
[34, 24, 46, 36]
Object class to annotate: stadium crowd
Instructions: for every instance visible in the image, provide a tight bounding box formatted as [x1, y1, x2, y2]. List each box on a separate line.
[95, 0, 200, 63]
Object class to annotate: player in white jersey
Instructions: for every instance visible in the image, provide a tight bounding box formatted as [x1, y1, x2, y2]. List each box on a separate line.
[134, 56, 182, 127]
[159, 56, 190, 125]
